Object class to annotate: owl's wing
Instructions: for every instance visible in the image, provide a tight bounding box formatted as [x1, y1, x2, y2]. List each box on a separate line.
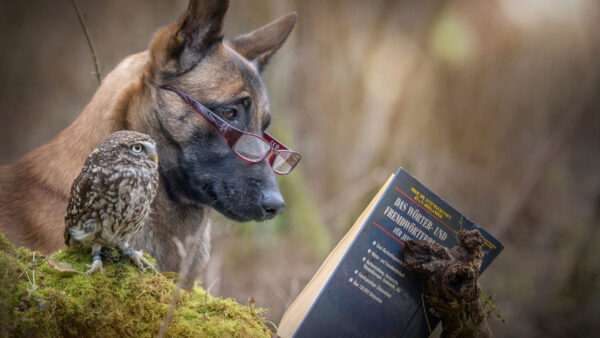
[64, 171, 99, 246]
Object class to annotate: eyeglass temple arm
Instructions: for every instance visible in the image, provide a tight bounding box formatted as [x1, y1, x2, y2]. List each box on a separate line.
[156, 84, 300, 164]
[161, 85, 236, 140]
[262, 132, 290, 151]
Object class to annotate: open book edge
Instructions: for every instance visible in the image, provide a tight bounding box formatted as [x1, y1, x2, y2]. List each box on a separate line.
[278, 174, 395, 337]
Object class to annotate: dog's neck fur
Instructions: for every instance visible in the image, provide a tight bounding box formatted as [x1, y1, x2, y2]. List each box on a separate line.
[20, 53, 150, 197]
[2, 52, 205, 272]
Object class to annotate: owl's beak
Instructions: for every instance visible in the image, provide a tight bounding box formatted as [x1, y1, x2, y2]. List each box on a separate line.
[140, 141, 159, 163]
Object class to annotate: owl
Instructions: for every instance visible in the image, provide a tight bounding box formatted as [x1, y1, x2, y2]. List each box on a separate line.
[64, 130, 159, 275]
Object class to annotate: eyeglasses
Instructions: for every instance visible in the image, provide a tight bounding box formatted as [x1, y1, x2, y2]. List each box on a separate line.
[161, 85, 301, 175]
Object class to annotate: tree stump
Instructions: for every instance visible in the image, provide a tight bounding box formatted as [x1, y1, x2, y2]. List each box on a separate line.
[402, 230, 491, 338]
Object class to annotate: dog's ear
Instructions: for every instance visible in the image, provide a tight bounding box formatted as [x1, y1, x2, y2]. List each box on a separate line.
[150, 0, 229, 77]
[229, 12, 297, 72]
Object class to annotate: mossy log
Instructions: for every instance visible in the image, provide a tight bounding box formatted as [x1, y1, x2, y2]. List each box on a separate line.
[0, 234, 271, 337]
[401, 230, 491, 338]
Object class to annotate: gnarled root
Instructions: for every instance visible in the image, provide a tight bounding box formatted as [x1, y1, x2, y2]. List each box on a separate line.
[402, 230, 491, 338]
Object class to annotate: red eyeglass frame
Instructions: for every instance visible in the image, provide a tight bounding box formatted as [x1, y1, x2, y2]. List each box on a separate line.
[160, 85, 301, 174]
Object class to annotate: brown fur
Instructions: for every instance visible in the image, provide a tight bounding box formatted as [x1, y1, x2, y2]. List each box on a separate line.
[0, 0, 296, 275]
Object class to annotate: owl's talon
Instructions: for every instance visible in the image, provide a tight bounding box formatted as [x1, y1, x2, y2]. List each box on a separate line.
[86, 259, 105, 275]
[128, 250, 155, 273]
[142, 265, 157, 274]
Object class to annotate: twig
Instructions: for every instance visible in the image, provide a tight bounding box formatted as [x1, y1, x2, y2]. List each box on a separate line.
[1, 255, 39, 335]
[0, 268, 10, 335]
[70, 0, 102, 85]
[202, 277, 220, 306]
[205, 277, 220, 295]
[25, 271, 32, 286]
[421, 293, 432, 334]
[157, 214, 212, 338]
[158, 283, 181, 338]
[8, 260, 38, 295]
[157, 236, 187, 338]
[32, 252, 36, 286]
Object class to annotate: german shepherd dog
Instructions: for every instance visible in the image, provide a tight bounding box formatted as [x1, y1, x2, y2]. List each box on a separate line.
[0, 0, 297, 277]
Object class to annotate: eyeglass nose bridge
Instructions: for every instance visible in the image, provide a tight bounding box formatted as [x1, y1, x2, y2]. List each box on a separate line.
[267, 148, 278, 164]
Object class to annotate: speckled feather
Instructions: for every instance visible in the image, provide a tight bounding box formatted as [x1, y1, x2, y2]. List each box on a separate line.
[64, 131, 159, 250]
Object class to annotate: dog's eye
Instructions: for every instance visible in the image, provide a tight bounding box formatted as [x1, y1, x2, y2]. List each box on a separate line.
[220, 107, 237, 121]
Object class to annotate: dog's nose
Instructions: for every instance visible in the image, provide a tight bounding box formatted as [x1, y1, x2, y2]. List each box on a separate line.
[261, 191, 286, 218]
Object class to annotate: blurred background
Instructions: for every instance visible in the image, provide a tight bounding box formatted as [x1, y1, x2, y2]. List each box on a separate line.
[1, 0, 599, 336]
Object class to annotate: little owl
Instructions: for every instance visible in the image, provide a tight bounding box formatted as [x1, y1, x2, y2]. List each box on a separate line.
[64, 130, 159, 274]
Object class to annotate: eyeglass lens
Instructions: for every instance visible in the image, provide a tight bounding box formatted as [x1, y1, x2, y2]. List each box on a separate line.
[233, 133, 271, 161]
[272, 151, 301, 174]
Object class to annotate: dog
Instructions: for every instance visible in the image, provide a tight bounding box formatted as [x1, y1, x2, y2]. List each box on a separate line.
[0, 0, 297, 278]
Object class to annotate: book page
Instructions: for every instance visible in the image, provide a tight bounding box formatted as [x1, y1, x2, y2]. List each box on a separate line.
[278, 174, 394, 337]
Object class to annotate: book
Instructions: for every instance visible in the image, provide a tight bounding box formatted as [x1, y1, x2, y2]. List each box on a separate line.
[278, 168, 503, 337]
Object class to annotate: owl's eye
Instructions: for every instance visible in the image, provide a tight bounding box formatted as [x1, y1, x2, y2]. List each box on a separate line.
[219, 107, 237, 121]
[131, 144, 143, 153]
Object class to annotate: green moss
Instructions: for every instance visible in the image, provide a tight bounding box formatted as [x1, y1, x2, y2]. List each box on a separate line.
[0, 234, 271, 337]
